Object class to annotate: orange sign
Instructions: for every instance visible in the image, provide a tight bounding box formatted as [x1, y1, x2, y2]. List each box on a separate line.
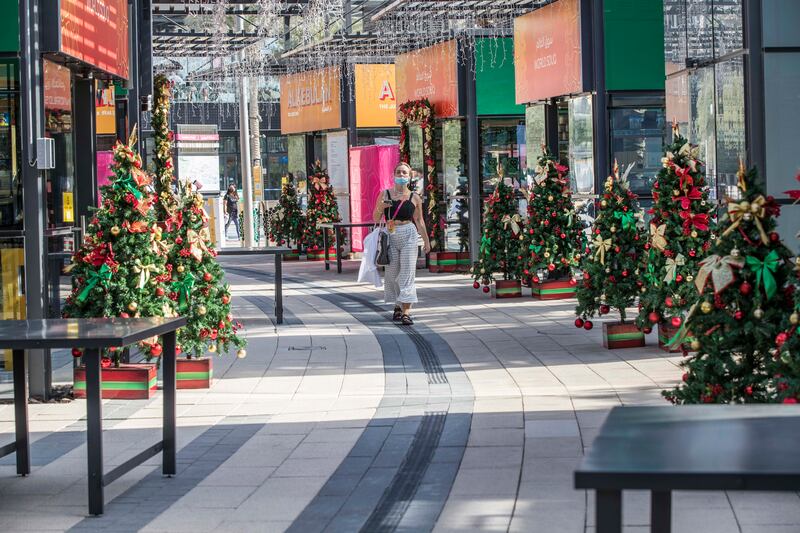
[44, 60, 71, 111]
[514, 0, 584, 104]
[355, 64, 398, 128]
[95, 80, 116, 135]
[395, 40, 459, 118]
[61, 0, 129, 79]
[280, 67, 342, 134]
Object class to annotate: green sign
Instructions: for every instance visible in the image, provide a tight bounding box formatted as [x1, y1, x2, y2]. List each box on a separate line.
[0, 0, 19, 53]
[475, 38, 524, 116]
[604, 0, 665, 91]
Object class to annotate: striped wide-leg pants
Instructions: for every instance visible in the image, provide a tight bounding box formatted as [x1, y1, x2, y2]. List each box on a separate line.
[384, 223, 419, 305]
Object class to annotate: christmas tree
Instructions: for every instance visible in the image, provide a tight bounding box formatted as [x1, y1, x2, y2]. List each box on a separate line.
[636, 129, 716, 333]
[266, 178, 305, 249]
[63, 129, 173, 364]
[151, 74, 178, 219]
[521, 150, 584, 283]
[303, 162, 344, 254]
[666, 165, 795, 404]
[575, 163, 647, 328]
[164, 181, 246, 358]
[471, 168, 524, 293]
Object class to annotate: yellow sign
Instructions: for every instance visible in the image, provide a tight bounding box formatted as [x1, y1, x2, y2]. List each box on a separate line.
[280, 67, 342, 134]
[95, 81, 116, 135]
[62, 192, 74, 223]
[355, 64, 398, 128]
[252, 166, 263, 201]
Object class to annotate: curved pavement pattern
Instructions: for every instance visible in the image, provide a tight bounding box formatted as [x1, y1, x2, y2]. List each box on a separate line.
[0, 256, 798, 532]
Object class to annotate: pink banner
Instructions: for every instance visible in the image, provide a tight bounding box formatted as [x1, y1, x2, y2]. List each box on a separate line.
[96, 151, 115, 205]
[349, 145, 399, 252]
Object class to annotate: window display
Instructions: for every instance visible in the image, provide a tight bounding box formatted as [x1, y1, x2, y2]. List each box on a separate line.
[609, 107, 666, 196]
[43, 60, 74, 228]
[0, 60, 21, 229]
[479, 119, 525, 194]
[525, 105, 546, 172]
[567, 95, 594, 195]
[261, 134, 287, 201]
[442, 120, 468, 251]
[714, 57, 745, 198]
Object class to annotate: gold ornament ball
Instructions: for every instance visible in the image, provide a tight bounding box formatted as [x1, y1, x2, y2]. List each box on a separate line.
[700, 301, 713, 314]
[518, 235, 524, 240]
[791, 313, 799, 325]
[208, 344, 217, 353]
[543, 252, 550, 258]
[691, 231, 698, 238]
[110, 226, 121, 236]
[730, 248, 741, 258]
[640, 287, 647, 293]
[754, 308, 765, 319]
[547, 195, 554, 202]
[177, 265, 185, 273]
[480, 268, 485, 274]
[690, 340, 701, 351]
[128, 302, 138, 312]
[672, 189, 680, 196]
[686, 274, 694, 282]
[600, 200, 608, 208]
[197, 305, 207, 316]
[610, 226, 617, 233]
[237, 349, 247, 359]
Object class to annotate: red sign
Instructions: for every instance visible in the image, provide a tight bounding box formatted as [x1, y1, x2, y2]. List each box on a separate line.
[44, 60, 72, 111]
[514, 0, 584, 103]
[61, 0, 129, 79]
[395, 41, 459, 118]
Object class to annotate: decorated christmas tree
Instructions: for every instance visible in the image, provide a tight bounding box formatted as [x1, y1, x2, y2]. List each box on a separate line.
[63, 129, 173, 364]
[636, 129, 716, 340]
[266, 178, 305, 249]
[666, 165, 795, 404]
[151, 74, 178, 219]
[521, 150, 584, 284]
[575, 163, 647, 330]
[471, 168, 524, 294]
[164, 181, 246, 358]
[303, 162, 344, 256]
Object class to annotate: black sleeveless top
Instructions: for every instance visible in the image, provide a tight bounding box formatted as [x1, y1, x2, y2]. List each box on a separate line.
[383, 191, 415, 221]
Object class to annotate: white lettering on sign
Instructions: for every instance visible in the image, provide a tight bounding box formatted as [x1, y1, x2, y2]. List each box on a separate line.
[535, 54, 558, 70]
[378, 80, 395, 101]
[536, 35, 554, 49]
[415, 65, 432, 83]
[86, 0, 110, 22]
[286, 84, 334, 109]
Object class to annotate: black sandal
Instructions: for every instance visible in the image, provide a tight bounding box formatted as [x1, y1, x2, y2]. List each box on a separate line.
[400, 314, 414, 326]
[392, 307, 403, 321]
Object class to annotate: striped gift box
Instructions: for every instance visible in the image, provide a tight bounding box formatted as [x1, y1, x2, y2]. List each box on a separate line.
[456, 252, 471, 272]
[307, 248, 337, 261]
[177, 357, 213, 389]
[602, 322, 646, 349]
[283, 249, 300, 261]
[492, 279, 522, 299]
[531, 279, 577, 300]
[429, 252, 458, 273]
[74, 364, 158, 400]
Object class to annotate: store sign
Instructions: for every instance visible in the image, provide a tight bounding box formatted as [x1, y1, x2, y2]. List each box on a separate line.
[514, 0, 584, 104]
[44, 60, 71, 111]
[58, 0, 130, 79]
[354, 64, 398, 128]
[280, 67, 342, 134]
[95, 81, 115, 135]
[395, 40, 459, 118]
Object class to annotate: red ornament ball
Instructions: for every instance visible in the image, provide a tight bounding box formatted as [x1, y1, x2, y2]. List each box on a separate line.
[155, 287, 165, 297]
[575, 318, 585, 328]
[150, 344, 163, 357]
[221, 295, 231, 305]
[560, 233, 566, 239]
[734, 310, 744, 320]
[71, 348, 82, 358]
[120, 312, 130, 319]
[642, 327, 652, 334]
[583, 272, 590, 280]
[648, 311, 660, 324]
[621, 270, 629, 278]
[176, 345, 182, 355]
[783, 397, 798, 404]
[682, 373, 688, 382]
[100, 357, 112, 369]
[583, 320, 594, 331]
[665, 296, 674, 308]
[776, 332, 789, 348]
[569, 278, 577, 286]
[745, 386, 753, 395]
[671, 316, 682, 328]
[473, 281, 480, 289]
[482, 286, 490, 294]
[203, 272, 213, 282]
[770, 232, 780, 242]
[675, 274, 683, 283]
[740, 282, 752, 295]
[547, 263, 555, 271]
[644, 243, 651, 250]
[599, 305, 610, 315]
[532, 276, 540, 284]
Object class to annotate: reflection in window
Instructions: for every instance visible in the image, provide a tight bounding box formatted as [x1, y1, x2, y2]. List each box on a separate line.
[666, 73, 690, 137]
[480, 119, 524, 194]
[0, 61, 22, 229]
[287, 135, 307, 200]
[690, 66, 716, 197]
[408, 126, 424, 183]
[686, 0, 714, 62]
[715, 57, 745, 198]
[441, 120, 468, 252]
[609, 107, 666, 195]
[663, 0, 687, 75]
[713, 0, 743, 58]
[525, 105, 546, 171]
[568, 95, 594, 194]
[261, 134, 288, 201]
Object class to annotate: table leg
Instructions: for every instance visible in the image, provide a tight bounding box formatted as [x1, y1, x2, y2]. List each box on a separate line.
[323, 230, 330, 270]
[596, 489, 622, 533]
[162, 331, 176, 477]
[651, 490, 671, 533]
[275, 253, 283, 325]
[12, 349, 29, 476]
[84, 348, 104, 515]
[336, 228, 342, 274]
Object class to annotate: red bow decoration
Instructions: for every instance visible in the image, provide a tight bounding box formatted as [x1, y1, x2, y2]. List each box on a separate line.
[784, 172, 800, 201]
[674, 166, 694, 191]
[84, 242, 118, 269]
[680, 211, 710, 231]
[677, 187, 702, 210]
[164, 211, 183, 232]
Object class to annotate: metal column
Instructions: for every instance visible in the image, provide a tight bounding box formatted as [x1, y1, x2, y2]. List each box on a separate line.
[743, 0, 766, 177]
[19, 0, 49, 399]
[591, 0, 609, 185]
[74, 75, 98, 224]
[464, 41, 482, 264]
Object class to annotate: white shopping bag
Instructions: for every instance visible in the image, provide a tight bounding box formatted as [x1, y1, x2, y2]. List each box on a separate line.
[357, 227, 383, 289]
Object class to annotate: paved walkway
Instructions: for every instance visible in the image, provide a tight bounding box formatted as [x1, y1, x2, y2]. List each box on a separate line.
[1, 257, 798, 532]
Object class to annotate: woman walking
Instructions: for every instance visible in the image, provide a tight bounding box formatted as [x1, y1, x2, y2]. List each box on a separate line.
[372, 162, 431, 325]
[223, 184, 240, 239]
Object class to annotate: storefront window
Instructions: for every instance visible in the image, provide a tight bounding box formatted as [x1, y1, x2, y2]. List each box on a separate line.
[714, 0, 743, 58]
[408, 126, 424, 178]
[690, 66, 717, 197]
[287, 134, 307, 200]
[219, 133, 240, 191]
[43, 60, 74, 228]
[686, 0, 714, 63]
[568, 96, 594, 194]
[261, 134, 287, 201]
[715, 57, 745, 198]
[525, 105, 546, 172]
[663, 0, 687, 75]
[0, 60, 21, 229]
[479, 119, 525, 194]
[442, 120, 468, 252]
[609, 107, 666, 196]
[357, 129, 399, 146]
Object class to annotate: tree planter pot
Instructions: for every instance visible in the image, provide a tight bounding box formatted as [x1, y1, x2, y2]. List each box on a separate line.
[602, 322, 646, 350]
[492, 279, 522, 299]
[657, 321, 693, 353]
[283, 249, 300, 261]
[429, 251, 458, 273]
[307, 248, 336, 261]
[74, 363, 158, 400]
[177, 357, 213, 389]
[456, 252, 471, 272]
[531, 279, 576, 300]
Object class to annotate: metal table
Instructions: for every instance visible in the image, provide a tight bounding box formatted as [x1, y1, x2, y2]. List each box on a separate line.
[574, 405, 800, 533]
[0, 317, 187, 515]
[319, 222, 376, 274]
[217, 247, 290, 324]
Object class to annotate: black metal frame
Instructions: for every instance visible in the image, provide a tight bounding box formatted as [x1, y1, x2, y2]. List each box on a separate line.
[217, 247, 289, 324]
[321, 222, 376, 273]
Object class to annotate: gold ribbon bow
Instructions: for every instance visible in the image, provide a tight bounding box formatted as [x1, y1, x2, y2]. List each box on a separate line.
[501, 214, 522, 235]
[150, 227, 172, 256]
[133, 259, 158, 289]
[649, 223, 667, 251]
[186, 228, 210, 262]
[663, 253, 686, 283]
[695, 254, 745, 294]
[722, 195, 769, 245]
[593, 236, 613, 265]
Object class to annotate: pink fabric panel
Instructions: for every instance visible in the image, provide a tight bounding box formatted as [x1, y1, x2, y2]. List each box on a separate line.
[96, 151, 115, 205]
[349, 145, 399, 252]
